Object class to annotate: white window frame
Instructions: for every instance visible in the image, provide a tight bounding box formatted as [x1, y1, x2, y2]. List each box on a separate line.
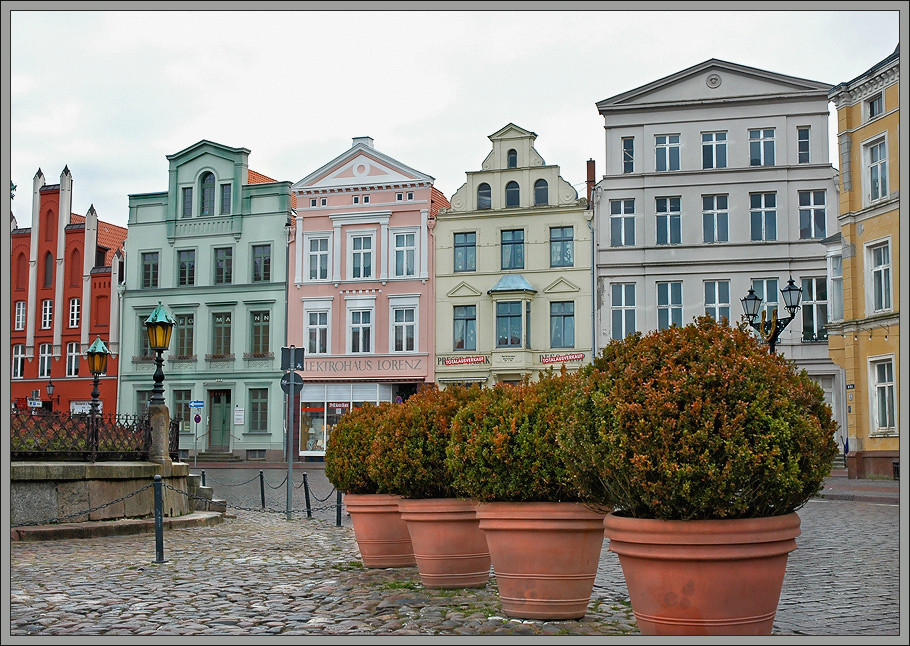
[866, 239, 892, 314]
[346, 296, 376, 354]
[38, 342, 52, 378]
[655, 134, 680, 172]
[749, 128, 775, 166]
[863, 135, 889, 204]
[704, 280, 730, 322]
[702, 131, 727, 169]
[66, 341, 80, 376]
[657, 281, 682, 330]
[800, 277, 828, 342]
[389, 295, 420, 354]
[407, 191, 414, 201]
[750, 192, 777, 242]
[868, 355, 896, 434]
[304, 233, 332, 282]
[320, 197, 327, 206]
[611, 283, 636, 341]
[12, 344, 25, 379]
[353, 195, 360, 204]
[828, 253, 844, 322]
[363, 194, 370, 204]
[621, 136, 634, 174]
[396, 192, 404, 201]
[69, 298, 80, 328]
[610, 199, 635, 247]
[41, 299, 53, 329]
[797, 126, 810, 164]
[310, 198, 317, 208]
[655, 196, 681, 246]
[866, 92, 884, 121]
[752, 278, 780, 318]
[347, 230, 376, 280]
[798, 190, 827, 240]
[303, 298, 333, 355]
[15, 301, 26, 330]
[702, 194, 729, 243]
[390, 227, 419, 278]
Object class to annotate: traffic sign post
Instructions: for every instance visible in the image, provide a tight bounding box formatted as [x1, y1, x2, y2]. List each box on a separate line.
[281, 345, 305, 521]
[189, 401, 204, 466]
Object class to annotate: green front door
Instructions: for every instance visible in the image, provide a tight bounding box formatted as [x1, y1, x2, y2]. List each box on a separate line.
[209, 390, 231, 452]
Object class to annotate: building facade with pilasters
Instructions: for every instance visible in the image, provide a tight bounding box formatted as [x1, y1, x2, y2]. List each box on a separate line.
[120, 140, 293, 462]
[591, 59, 846, 439]
[826, 45, 900, 479]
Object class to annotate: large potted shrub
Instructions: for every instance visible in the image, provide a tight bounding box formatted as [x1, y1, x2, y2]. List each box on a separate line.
[368, 384, 490, 589]
[561, 316, 838, 635]
[324, 402, 415, 568]
[445, 369, 607, 620]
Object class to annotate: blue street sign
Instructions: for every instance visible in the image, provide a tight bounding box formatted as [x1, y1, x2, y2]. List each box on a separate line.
[188, 400, 204, 408]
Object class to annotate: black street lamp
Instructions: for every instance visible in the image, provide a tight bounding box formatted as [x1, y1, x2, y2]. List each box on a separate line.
[45, 378, 60, 408]
[740, 276, 803, 354]
[145, 301, 175, 406]
[85, 336, 111, 416]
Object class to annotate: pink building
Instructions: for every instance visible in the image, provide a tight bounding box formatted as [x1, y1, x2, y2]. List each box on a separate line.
[289, 137, 449, 457]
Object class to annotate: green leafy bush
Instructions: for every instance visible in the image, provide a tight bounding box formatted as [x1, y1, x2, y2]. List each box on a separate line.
[325, 402, 390, 495]
[561, 316, 838, 520]
[368, 384, 482, 499]
[446, 369, 587, 503]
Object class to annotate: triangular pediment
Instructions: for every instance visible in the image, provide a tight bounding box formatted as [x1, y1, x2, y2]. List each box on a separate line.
[543, 277, 580, 294]
[447, 282, 483, 298]
[596, 59, 831, 111]
[489, 123, 537, 142]
[294, 141, 434, 191]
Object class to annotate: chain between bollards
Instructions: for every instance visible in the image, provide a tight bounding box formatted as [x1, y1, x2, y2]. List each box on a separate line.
[153, 475, 166, 564]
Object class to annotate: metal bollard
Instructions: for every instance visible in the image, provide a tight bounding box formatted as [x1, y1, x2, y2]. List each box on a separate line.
[302, 472, 313, 518]
[201, 470, 206, 487]
[259, 470, 266, 509]
[336, 490, 342, 527]
[153, 475, 166, 563]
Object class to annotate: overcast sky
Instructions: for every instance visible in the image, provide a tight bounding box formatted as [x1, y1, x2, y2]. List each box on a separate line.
[6, 5, 904, 230]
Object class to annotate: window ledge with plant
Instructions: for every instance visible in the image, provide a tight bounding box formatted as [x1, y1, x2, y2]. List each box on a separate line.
[205, 353, 235, 361]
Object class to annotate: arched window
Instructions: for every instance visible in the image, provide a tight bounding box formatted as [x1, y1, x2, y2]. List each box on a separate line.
[200, 172, 215, 216]
[507, 149, 517, 168]
[69, 249, 82, 286]
[534, 179, 549, 206]
[477, 183, 492, 210]
[505, 181, 520, 208]
[16, 253, 28, 289]
[43, 251, 54, 287]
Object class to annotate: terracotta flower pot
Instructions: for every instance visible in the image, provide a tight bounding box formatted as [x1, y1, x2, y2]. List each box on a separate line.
[475, 501, 607, 620]
[343, 493, 415, 568]
[397, 497, 491, 588]
[603, 511, 801, 635]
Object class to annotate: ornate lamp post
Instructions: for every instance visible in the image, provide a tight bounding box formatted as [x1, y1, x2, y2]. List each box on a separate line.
[740, 276, 803, 354]
[45, 378, 60, 409]
[85, 336, 111, 416]
[144, 301, 176, 406]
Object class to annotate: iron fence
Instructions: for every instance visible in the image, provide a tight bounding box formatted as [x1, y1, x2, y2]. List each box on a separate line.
[9, 409, 175, 462]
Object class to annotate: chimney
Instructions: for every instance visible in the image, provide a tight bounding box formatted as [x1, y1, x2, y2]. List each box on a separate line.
[586, 159, 596, 204]
[353, 137, 374, 149]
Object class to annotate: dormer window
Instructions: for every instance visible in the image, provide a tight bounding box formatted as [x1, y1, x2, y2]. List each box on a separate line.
[507, 149, 517, 168]
[505, 181, 520, 208]
[477, 183, 491, 210]
[200, 172, 215, 216]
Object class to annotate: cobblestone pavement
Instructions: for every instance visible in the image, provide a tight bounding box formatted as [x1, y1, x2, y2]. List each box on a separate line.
[6, 467, 904, 640]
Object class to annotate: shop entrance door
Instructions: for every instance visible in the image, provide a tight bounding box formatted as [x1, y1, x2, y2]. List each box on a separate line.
[208, 390, 231, 453]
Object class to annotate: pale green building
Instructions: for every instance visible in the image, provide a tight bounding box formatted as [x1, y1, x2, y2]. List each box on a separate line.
[119, 140, 294, 462]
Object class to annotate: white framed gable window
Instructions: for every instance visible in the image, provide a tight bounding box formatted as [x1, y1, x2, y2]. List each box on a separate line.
[66, 341, 80, 376]
[346, 296, 376, 354]
[867, 240, 892, 314]
[391, 229, 418, 278]
[15, 301, 26, 330]
[303, 298, 333, 355]
[305, 234, 331, 281]
[69, 298, 80, 328]
[389, 295, 419, 353]
[869, 355, 896, 433]
[41, 299, 53, 329]
[864, 136, 888, 204]
[347, 231, 375, 280]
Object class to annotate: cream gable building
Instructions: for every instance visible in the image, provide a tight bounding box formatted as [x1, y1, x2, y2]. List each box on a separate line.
[434, 124, 593, 385]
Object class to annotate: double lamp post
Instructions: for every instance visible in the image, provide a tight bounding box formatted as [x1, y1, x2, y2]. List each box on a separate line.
[740, 276, 803, 354]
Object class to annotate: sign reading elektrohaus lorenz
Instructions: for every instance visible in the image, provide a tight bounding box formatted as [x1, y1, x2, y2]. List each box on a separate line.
[304, 357, 426, 373]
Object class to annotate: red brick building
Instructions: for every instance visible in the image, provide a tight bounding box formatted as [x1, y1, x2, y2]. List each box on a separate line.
[10, 167, 126, 414]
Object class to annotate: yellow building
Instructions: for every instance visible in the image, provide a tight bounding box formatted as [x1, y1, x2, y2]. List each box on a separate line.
[827, 45, 900, 479]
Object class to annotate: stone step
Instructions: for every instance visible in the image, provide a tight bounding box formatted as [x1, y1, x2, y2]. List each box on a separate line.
[196, 452, 243, 462]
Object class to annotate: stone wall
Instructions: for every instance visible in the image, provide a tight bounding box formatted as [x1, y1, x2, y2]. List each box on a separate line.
[10, 461, 194, 526]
